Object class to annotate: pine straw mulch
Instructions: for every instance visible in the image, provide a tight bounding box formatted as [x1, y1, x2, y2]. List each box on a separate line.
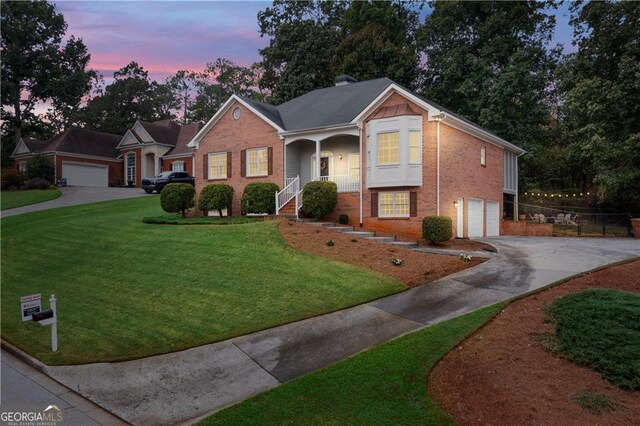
[278, 220, 484, 287]
[428, 259, 640, 426]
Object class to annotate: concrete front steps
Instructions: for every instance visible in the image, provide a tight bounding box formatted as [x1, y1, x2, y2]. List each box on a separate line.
[301, 219, 419, 249]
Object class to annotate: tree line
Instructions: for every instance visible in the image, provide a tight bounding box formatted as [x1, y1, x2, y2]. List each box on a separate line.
[2, 0, 638, 209]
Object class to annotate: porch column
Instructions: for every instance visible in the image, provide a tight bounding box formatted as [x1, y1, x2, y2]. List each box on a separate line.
[315, 139, 321, 179]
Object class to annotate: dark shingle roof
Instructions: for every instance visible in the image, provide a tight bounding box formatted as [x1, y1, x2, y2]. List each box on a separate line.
[277, 78, 393, 131]
[44, 128, 122, 158]
[163, 122, 202, 157]
[237, 96, 285, 129]
[139, 120, 181, 146]
[22, 138, 46, 152]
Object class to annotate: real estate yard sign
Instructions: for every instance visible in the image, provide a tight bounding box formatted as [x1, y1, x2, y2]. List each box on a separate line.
[21, 294, 41, 322]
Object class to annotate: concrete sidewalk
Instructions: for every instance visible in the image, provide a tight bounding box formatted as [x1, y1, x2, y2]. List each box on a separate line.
[0, 347, 126, 425]
[33, 237, 640, 424]
[1, 186, 146, 218]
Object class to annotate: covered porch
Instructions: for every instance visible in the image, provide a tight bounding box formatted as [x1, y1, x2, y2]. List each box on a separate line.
[285, 133, 360, 193]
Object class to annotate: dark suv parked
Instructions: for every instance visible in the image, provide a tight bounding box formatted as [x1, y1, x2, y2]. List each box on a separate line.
[141, 171, 195, 193]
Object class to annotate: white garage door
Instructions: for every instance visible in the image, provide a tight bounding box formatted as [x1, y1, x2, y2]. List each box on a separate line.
[63, 162, 108, 187]
[467, 199, 484, 237]
[486, 201, 500, 237]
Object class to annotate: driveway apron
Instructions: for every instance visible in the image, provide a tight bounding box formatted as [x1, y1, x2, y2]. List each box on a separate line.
[36, 237, 639, 424]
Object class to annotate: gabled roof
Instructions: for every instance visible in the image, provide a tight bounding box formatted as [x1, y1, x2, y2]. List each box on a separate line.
[189, 77, 525, 154]
[45, 128, 122, 158]
[138, 120, 181, 146]
[278, 78, 393, 131]
[12, 129, 122, 159]
[22, 137, 46, 152]
[237, 96, 285, 130]
[162, 122, 202, 158]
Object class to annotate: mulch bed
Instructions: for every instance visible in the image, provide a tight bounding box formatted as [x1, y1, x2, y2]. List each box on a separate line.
[428, 259, 640, 425]
[279, 220, 484, 287]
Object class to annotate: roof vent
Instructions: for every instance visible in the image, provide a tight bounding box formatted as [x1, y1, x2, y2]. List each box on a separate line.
[335, 74, 358, 86]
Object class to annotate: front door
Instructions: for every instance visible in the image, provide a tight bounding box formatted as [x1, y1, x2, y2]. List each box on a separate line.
[320, 157, 329, 177]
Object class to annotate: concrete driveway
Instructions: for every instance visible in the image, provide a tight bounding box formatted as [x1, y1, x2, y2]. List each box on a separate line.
[40, 236, 638, 425]
[1, 186, 148, 218]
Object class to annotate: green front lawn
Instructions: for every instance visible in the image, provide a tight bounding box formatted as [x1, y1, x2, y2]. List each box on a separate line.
[203, 303, 504, 425]
[1, 197, 404, 365]
[1, 189, 61, 210]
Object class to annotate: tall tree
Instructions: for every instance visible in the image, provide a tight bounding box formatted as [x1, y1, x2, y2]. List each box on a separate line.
[189, 58, 257, 122]
[257, 0, 348, 103]
[559, 1, 640, 208]
[81, 62, 171, 134]
[419, 1, 561, 188]
[1, 0, 65, 143]
[332, 1, 422, 88]
[167, 70, 198, 123]
[45, 36, 98, 133]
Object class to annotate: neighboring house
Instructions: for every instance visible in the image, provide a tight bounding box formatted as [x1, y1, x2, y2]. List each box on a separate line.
[188, 75, 525, 238]
[11, 129, 123, 187]
[117, 120, 202, 187]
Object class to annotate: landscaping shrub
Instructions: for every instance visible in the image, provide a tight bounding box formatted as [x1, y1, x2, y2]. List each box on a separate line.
[160, 183, 195, 217]
[1, 168, 24, 190]
[545, 289, 640, 390]
[422, 215, 452, 244]
[302, 181, 338, 219]
[26, 153, 55, 182]
[198, 184, 234, 216]
[241, 182, 279, 214]
[23, 178, 50, 190]
[339, 214, 349, 225]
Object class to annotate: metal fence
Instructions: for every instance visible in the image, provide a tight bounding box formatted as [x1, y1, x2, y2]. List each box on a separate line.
[509, 201, 638, 237]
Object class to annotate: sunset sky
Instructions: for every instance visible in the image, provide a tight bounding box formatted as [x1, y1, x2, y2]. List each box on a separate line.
[55, 0, 576, 84]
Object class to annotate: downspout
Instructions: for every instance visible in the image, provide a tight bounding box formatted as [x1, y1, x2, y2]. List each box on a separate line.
[434, 113, 446, 215]
[359, 124, 363, 227]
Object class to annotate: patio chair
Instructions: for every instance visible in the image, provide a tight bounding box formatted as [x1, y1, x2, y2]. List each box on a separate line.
[530, 213, 539, 222]
[539, 214, 547, 223]
[556, 213, 566, 225]
[565, 213, 577, 226]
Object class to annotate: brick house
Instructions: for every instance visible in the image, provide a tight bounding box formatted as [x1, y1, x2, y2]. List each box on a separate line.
[117, 120, 202, 187]
[11, 128, 124, 187]
[188, 76, 524, 238]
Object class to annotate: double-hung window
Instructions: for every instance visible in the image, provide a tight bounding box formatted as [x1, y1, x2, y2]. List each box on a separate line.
[172, 161, 185, 172]
[378, 192, 410, 218]
[409, 131, 421, 163]
[247, 148, 268, 177]
[481, 146, 486, 167]
[208, 152, 227, 179]
[377, 131, 399, 165]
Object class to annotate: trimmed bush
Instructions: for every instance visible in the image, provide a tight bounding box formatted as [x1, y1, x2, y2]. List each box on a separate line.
[160, 183, 195, 217]
[23, 178, 50, 190]
[339, 214, 349, 225]
[241, 182, 280, 214]
[1, 168, 24, 190]
[198, 184, 234, 216]
[422, 215, 452, 244]
[302, 181, 338, 219]
[26, 153, 55, 182]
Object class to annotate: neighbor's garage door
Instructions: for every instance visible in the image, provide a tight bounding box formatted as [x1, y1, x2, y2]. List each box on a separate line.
[486, 201, 500, 237]
[467, 198, 484, 237]
[62, 162, 108, 187]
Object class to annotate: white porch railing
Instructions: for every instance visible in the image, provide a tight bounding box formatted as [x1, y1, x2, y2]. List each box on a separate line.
[316, 174, 359, 193]
[275, 176, 300, 216]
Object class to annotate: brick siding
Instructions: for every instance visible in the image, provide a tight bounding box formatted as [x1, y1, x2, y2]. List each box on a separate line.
[194, 101, 283, 214]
